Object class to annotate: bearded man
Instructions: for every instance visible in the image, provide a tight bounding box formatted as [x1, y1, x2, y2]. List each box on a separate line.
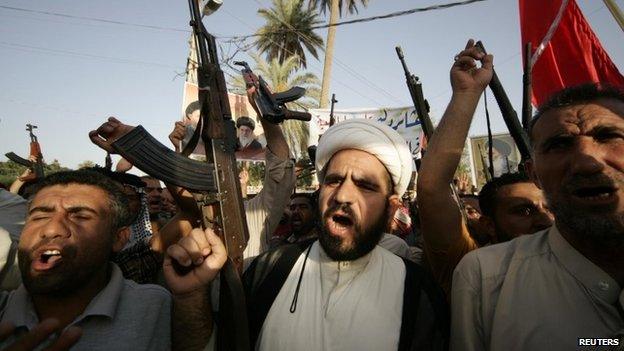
[168, 118, 448, 350]
[451, 83, 624, 350]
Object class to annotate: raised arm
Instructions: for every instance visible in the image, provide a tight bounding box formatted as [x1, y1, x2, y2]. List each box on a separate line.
[164, 227, 227, 351]
[242, 86, 296, 259]
[417, 39, 493, 295]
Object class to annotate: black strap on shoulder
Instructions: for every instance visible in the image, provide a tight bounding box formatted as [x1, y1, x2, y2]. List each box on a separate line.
[246, 240, 314, 348]
[398, 258, 450, 351]
[398, 258, 423, 351]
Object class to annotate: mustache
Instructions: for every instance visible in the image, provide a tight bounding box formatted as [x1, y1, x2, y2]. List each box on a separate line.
[561, 172, 623, 193]
[30, 238, 77, 258]
[323, 203, 356, 221]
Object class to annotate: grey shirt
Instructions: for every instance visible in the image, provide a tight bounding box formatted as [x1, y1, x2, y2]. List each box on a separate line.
[451, 226, 624, 351]
[0, 264, 171, 350]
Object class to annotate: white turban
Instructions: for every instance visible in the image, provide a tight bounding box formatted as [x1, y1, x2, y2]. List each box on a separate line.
[315, 119, 414, 197]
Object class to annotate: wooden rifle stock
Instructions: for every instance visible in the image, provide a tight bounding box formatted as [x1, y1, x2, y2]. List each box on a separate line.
[187, 0, 250, 349]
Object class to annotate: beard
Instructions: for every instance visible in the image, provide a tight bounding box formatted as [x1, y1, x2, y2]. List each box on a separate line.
[318, 200, 389, 261]
[547, 172, 624, 247]
[18, 238, 112, 297]
[239, 135, 254, 148]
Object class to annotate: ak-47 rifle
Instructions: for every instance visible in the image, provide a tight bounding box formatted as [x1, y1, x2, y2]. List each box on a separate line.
[329, 93, 338, 127]
[475, 41, 532, 162]
[395, 46, 435, 141]
[5, 123, 45, 180]
[102, 1, 248, 349]
[233, 61, 311, 124]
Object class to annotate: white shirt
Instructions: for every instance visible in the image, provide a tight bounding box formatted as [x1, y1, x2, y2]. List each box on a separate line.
[257, 241, 406, 351]
[451, 226, 624, 351]
[243, 148, 295, 261]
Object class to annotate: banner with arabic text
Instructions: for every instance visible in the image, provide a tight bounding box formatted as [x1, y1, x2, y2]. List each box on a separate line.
[308, 106, 425, 161]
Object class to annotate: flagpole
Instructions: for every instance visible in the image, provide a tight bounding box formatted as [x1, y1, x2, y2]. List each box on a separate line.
[603, 0, 624, 32]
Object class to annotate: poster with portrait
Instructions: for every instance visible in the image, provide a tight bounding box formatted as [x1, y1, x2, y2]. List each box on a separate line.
[180, 82, 266, 161]
[469, 133, 521, 188]
[180, 37, 265, 161]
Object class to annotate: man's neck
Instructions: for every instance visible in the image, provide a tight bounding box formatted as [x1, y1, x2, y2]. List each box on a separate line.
[558, 224, 624, 287]
[31, 266, 111, 328]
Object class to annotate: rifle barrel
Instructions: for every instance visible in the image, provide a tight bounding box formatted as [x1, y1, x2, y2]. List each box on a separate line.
[475, 41, 532, 161]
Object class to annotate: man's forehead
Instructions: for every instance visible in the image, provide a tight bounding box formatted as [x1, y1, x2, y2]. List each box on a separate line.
[30, 184, 108, 209]
[496, 182, 543, 201]
[533, 98, 624, 139]
[326, 149, 385, 173]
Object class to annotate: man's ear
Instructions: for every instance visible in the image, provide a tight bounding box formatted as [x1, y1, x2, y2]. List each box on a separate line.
[112, 226, 131, 253]
[524, 159, 542, 189]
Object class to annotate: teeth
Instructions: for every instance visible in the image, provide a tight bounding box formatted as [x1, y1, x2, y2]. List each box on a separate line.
[43, 249, 61, 256]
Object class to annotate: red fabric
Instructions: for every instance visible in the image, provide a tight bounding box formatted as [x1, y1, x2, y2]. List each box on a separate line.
[519, 0, 624, 106]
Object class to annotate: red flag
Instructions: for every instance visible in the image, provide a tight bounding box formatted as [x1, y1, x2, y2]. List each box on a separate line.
[519, 0, 624, 106]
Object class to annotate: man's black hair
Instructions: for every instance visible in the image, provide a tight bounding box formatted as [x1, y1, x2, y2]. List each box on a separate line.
[29, 170, 130, 229]
[87, 166, 146, 188]
[478, 172, 531, 217]
[290, 192, 319, 213]
[529, 83, 624, 142]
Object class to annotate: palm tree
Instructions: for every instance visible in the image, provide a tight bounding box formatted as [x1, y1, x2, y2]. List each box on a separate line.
[256, 0, 324, 69]
[307, 0, 369, 107]
[229, 53, 320, 158]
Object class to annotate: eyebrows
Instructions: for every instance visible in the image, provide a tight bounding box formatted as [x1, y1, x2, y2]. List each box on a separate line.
[28, 205, 99, 216]
[538, 122, 624, 147]
[324, 171, 389, 192]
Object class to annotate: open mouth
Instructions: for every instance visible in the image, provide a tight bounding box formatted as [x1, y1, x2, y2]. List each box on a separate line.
[332, 214, 353, 227]
[572, 185, 617, 202]
[33, 249, 63, 271]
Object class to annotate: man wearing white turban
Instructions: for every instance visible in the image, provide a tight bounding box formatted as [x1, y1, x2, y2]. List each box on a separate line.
[166, 116, 448, 351]
[238, 118, 448, 351]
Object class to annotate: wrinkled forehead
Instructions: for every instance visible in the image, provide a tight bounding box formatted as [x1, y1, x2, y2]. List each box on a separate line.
[29, 184, 109, 210]
[531, 98, 624, 141]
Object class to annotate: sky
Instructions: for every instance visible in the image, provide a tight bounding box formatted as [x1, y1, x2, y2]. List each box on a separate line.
[1, 0, 623, 170]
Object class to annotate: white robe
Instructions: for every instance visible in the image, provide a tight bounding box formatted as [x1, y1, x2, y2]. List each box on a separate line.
[257, 241, 406, 351]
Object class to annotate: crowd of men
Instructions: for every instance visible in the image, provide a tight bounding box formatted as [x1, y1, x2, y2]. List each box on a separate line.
[0, 39, 622, 350]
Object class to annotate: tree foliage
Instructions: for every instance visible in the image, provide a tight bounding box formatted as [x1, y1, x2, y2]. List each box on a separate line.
[256, 0, 324, 69]
[0, 159, 71, 187]
[307, 0, 369, 16]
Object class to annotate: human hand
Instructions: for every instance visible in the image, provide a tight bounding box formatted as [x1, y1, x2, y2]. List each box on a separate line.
[0, 319, 82, 351]
[115, 157, 133, 173]
[450, 39, 494, 95]
[457, 173, 473, 195]
[169, 121, 186, 152]
[88, 117, 134, 153]
[163, 227, 227, 296]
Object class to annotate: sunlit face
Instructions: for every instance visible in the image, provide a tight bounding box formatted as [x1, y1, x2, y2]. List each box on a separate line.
[490, 182, 553, 242]
[527, 98, 624, 243]
[318, 149, 399, 260]
[18, 184, 126, 295]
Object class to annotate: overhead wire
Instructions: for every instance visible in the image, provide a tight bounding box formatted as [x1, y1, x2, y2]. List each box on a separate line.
[0, 4, 190, 33]
[218, 6, 388, 107]
[220, 0, 488, 40]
